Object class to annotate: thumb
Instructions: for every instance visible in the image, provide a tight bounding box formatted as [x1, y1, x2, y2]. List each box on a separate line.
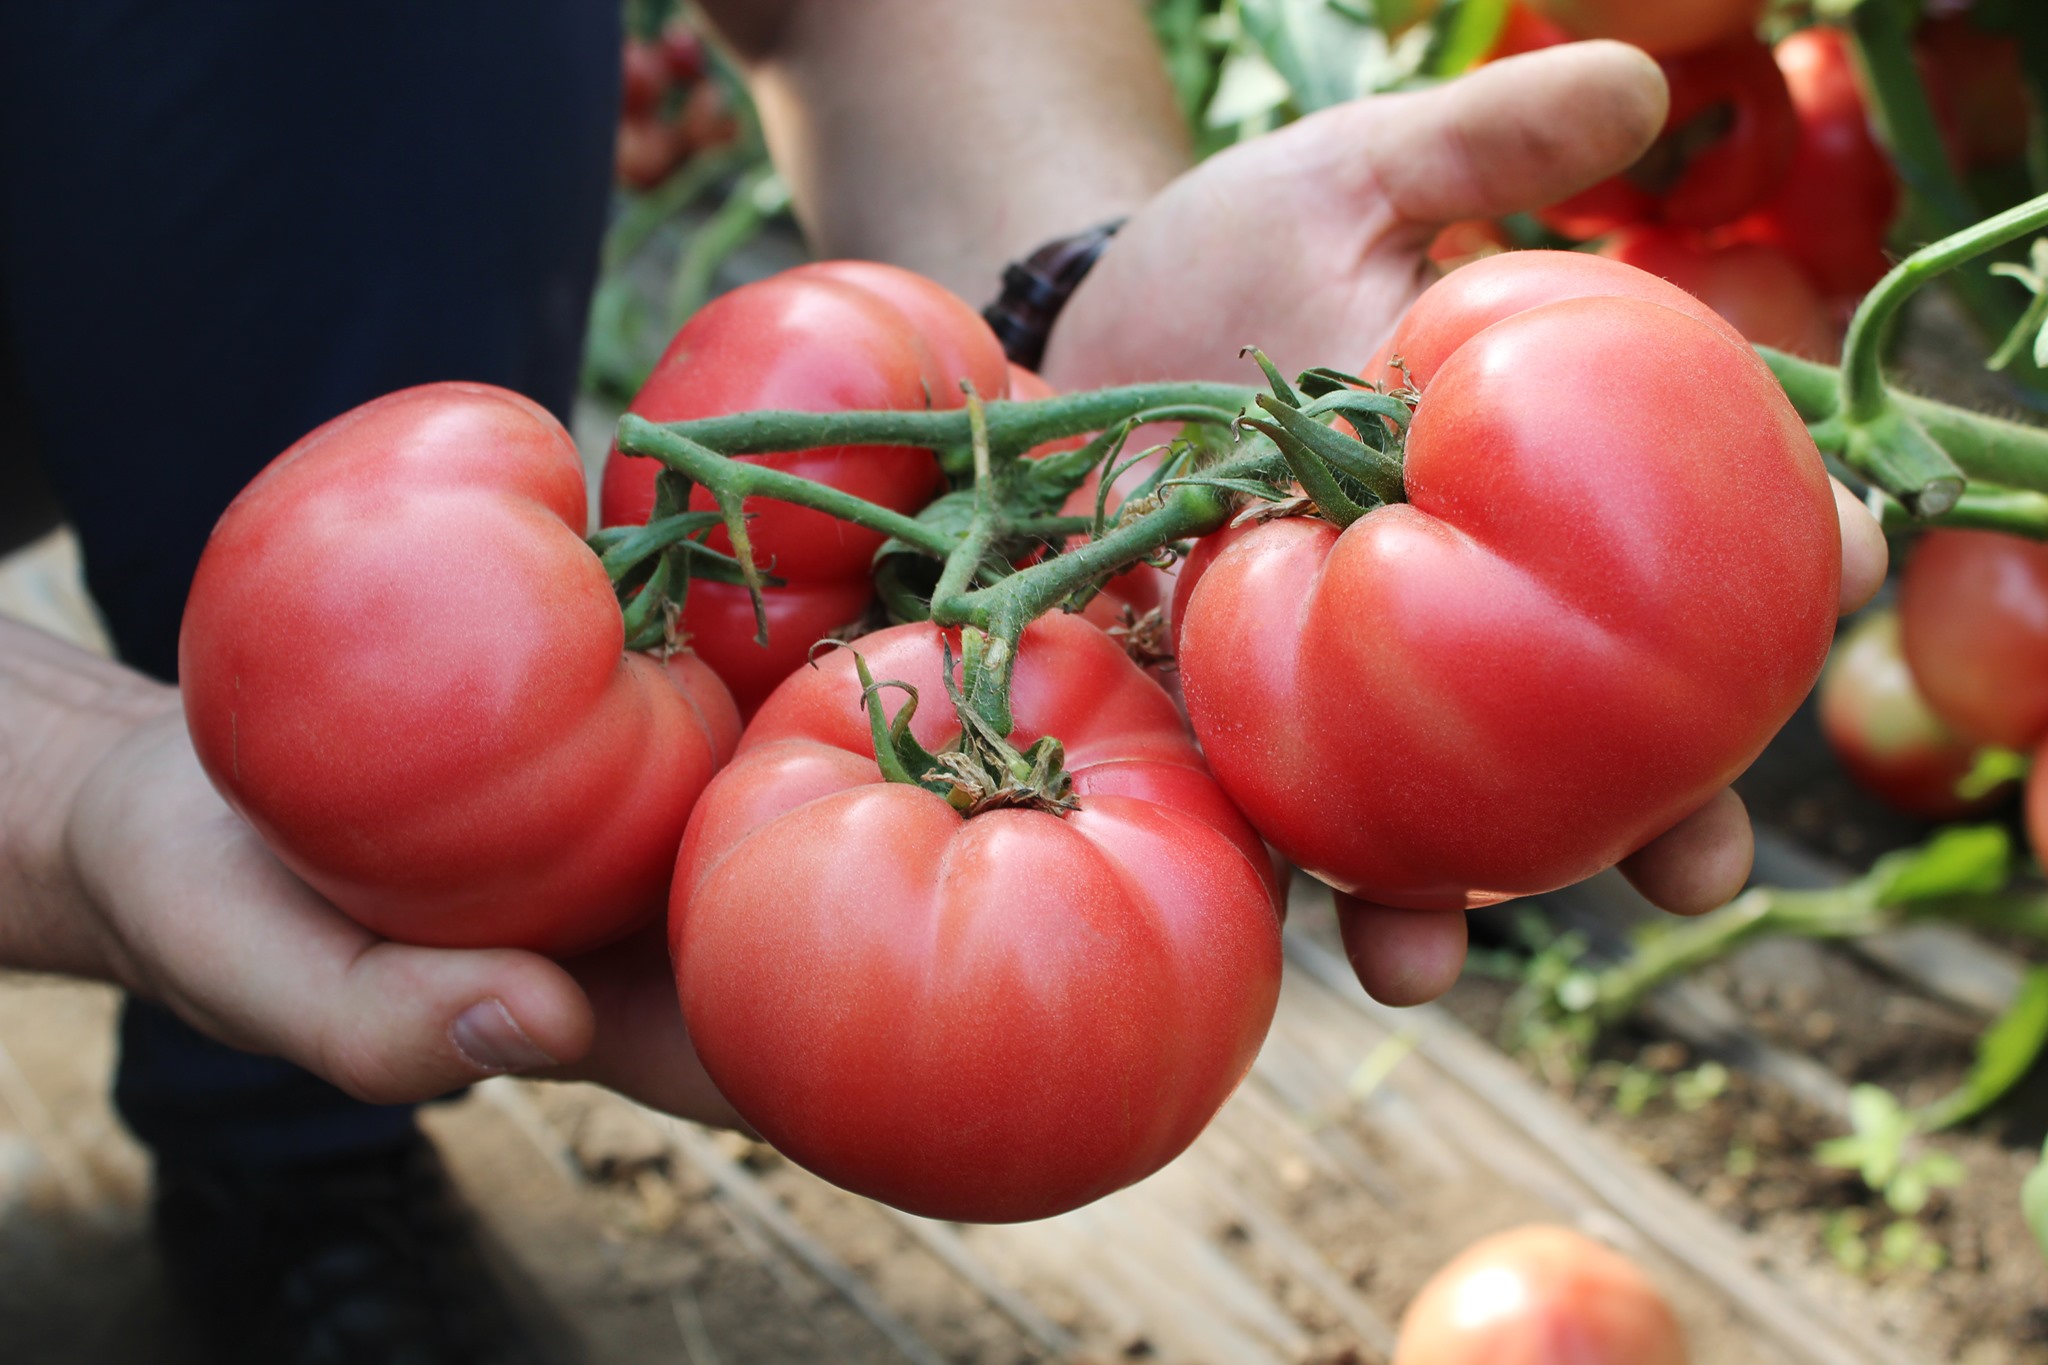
[1360, 40, 1667, 226]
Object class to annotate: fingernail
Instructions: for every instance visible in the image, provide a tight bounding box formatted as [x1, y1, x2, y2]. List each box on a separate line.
[450, 999, 555, 1075]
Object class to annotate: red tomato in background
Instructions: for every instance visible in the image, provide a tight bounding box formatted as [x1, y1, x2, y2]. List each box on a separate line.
[614, 25, 738, 191]
[601, 262, 1007, 714]
[1485, 4, 1571, 61]
[1392, 1226, 1689, 1365]
[1428, 220, 1514, 272]
[1181, 257, 1840, 908]
[671, 614, 1283, 1222]
[180, 384, 741, 954]
[1598, 225, 1836, 357]
[1538, 38, 1797, 239]
[1918, 16, 2031, 170]
[1526, 0, 1761, 57]
[1724, 27, 1898, 297]
[1899, 530, 2048, 750]
[1819, 610, 2009, 820]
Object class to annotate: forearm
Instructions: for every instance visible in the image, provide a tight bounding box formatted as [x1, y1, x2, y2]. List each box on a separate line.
[0, 618, 171, 980]
[702, 0, 1190, 303]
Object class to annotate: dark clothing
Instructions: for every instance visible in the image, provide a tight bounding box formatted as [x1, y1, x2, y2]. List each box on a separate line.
[0, 1, 619, 1166]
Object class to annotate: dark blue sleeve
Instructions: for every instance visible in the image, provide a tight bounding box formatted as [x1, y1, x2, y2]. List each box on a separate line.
[0, 0, 621, 681]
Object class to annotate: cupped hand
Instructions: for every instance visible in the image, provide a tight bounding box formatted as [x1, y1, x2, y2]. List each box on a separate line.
[1042, 42, 1888, 1005]
[65, 697, 746, 1123]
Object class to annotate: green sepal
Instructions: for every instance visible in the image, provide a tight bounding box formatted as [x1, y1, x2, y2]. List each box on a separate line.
[1255, 393, 1405, 505]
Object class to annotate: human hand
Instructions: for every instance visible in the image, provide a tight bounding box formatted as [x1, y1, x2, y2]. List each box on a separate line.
[59, 692, 745, 1124]
[1040, 42, 1888, 1004]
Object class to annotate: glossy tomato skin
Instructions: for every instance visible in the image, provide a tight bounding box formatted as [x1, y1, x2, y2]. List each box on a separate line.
[1392, 1225, 1689, 1365]
[672, 614, 1282, 1222]
[180, 384, 740, 954]
[1819, 610, 2006, 820]
[1183, 280, 1839, 908]
[1526, 0, 1760, 56]
[1725, 27, 1898, 297]
[1899, 530, 2048, 750]
[1370, 250, 1748, 390]
[600, 263, 1005, 714]
[1538, 38, 1796, 239]
[1598, 225, 1835, 357]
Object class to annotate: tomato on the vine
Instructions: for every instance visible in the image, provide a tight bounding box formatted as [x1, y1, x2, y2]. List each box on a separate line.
[1724, 27, 1898, 297]
[1392, 1226, 1689, 1365]
[1525, 0, 1762, 57]
[181, 384, 741, 954]
[1598, 225, 1835, 358]
[1819, 610, 2008, 821]
[1181, 252, 1840, 907]
[670, 613, 1282, 1222]
[1899, 529, 2048, 751]
[1537, 37, 1797, 240]
[601, 262, 1008, 714]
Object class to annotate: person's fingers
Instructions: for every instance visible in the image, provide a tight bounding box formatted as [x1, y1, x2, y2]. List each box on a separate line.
[1336, 896, 1469, 1006]
[1618, 787, 1753, 916]
[1361, 41, 1667, 227]
[69, 713, 596, 1105]
[1833, 477, 1889, 615]
[551, 923, 751, 1132]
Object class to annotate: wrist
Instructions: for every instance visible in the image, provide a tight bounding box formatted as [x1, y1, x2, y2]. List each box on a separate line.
[982, 219, 1125, 372]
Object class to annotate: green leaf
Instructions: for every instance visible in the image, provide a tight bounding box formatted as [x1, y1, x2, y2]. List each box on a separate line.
[1205, 45, 1293, 127]
[1866, 826, 2013, 905]
[1957, 746, 2030, 800]
[1427, 0, 1509, 76]
[1918, 968, 2048, 1131]
[2023, 1139, 2048, 1263]
[1237, 0, 1394, 111]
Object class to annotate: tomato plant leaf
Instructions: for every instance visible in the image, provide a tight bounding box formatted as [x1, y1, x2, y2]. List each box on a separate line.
[1426, 0, 1509, 76]
[1238, 0, 1387, 111]
[1866, 825, 2012, 905]
[2024, 1138, 2048, 1263]
[1958, 746, 2030, 800]
[1916, 967, 2048, 1131]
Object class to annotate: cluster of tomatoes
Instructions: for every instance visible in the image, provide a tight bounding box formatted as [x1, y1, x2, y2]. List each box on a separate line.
[178, 243, 1841, 1223]
[614, 21, 738, 191]
[1445, 2, 2030, 361]
[1821, 529, 2048, 845]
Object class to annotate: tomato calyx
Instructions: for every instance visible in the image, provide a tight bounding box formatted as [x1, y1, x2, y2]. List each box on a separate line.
[849, 646, 1079, 818]
[1231, 351, 1413, 530]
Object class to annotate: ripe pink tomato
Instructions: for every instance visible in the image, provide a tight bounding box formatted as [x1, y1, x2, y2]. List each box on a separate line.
[600, 262, 1007, 713]
[1393, 1225, 1689, 1365]
[1899, 529, 2048, 750]
[1820, 610, 2008, 820]
[671, 613, 1283, 1222]
[181, 384, 740, 954]
[1181, 255, 1839, 907]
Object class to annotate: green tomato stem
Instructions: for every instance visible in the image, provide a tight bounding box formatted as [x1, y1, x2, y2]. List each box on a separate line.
[1760, 345, 2048, 497]
[615, 414, 960, 559]
[1867, 485, 2048, 539]
[1841, 192, 2048, 427]
[645, 385, 1259, 460]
